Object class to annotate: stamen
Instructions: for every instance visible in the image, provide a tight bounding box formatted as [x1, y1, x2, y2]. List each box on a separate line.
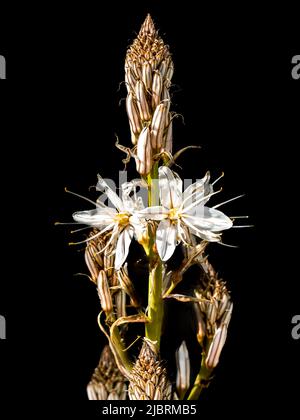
[217, 241, 239, 248]
[65, 187, 105, 209]
[68, 223, 114, 246]
[213, 194, 244, 209]
[232, 225, 254, 228]
[212, 172, 224, 186]
[70, 226, 93, 234]
[183, 188, 222, 213]
[55, 221, 85, 225]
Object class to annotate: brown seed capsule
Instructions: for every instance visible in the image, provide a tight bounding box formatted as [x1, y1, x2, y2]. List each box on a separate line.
[135, 127, 152, 175]
[151, 71, 163, 109]
[135, 80, 152, 121]
[151, 103, 168, 150]
[97, 270, 113, 313]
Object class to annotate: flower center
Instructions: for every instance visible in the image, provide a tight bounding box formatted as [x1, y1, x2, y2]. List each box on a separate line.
[115, 212, 130, 226]
[168, 207, 180, 221]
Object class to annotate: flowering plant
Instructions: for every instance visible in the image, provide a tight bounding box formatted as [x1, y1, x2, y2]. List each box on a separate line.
[63, 15, 247, 400]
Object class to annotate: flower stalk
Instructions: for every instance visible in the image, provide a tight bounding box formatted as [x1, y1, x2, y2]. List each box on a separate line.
[145, 161, 164, 350]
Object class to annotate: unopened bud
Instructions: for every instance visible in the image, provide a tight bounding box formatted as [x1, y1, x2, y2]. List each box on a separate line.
[151, 71, 163, 109]
[194, 303, 206, 344]
[176, 341, 190, 399]
[135, 127, 152, 175]
[151, 103, 168, 150]
[205, 324, 228, 369]
[136, 80, 151, 121]
[126, 92, 142, 144]
[142, 61, 153, 90]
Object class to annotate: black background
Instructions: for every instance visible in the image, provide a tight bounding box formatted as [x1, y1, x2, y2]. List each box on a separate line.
[0, 0, 299, 416]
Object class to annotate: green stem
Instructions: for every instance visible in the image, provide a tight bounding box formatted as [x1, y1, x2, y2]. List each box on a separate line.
[187, 352, 212, 400]
[145, 162, 164, 350]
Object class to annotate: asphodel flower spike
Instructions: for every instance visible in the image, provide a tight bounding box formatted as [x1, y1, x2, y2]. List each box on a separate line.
[125, 14, 174, 164]
[63, 13, 246, 402]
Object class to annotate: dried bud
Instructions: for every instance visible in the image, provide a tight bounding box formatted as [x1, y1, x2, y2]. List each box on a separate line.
[117, 265, 140, 308]
[97, 270, 113, 314]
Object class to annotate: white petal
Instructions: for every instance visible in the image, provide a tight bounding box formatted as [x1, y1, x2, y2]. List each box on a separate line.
[96, 174, 124, 211]
[129, 214, 147, 242]
[183, 208, 232, 232]
[158, 166, 182, 209]
[156, 219, 177, 261]
[182, 172, 212, 211]
[138, 206, 169, 220]
[72, 209, 115, 227]
[121, 179, 147, 212]
[182, 217, 221, 242]
[115, 226, 134, 270]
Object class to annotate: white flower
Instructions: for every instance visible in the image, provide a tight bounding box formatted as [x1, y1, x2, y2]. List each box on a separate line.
[72, 175, 146, 270]
[139, 166, 233, 261]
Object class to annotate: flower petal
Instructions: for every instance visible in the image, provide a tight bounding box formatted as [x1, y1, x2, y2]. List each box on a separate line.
[186, 223, 221, 242]
[158, 166, 182, 209]
[183, 207, 232, 232]
[72, 209, 115, 227]
[138, 206, 169, 220]
[121, 179, 146, 212]
[182, 172, 212, 211]
[96, 174, 124, 211]
[156, 218, 178, 261]
[115, 226, 134, 270]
